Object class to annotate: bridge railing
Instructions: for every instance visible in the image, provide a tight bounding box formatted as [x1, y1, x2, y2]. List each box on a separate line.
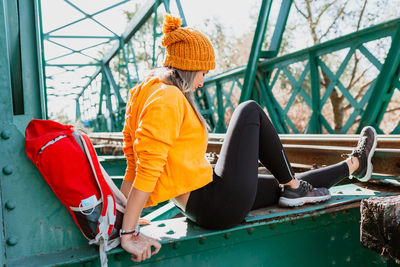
[200, 18, 400, 134]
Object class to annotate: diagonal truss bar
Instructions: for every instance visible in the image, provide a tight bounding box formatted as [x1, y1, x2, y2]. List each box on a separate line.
[358, 45, 383, 70]
[319, 46, 356, 105]
[103, 64, 124, 106]
[283, 63, 309, 114]
[239, 0, 273, 103]
[63, 0, 119, 37]
[282, 67, 311, 106]
[45, 0, 131, 35]
[46, 38, 112, 62]
[46, 39, 98, 61]
[358, 27, 400, 132]
[318, 61, 358, 108]
[264, 0, 292, 58]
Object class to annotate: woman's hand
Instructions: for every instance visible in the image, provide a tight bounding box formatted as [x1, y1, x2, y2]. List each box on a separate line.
[121, 234, 162, 262]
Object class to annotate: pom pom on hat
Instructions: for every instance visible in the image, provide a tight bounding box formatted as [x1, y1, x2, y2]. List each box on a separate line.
[163, 14, 181, 34]
[161, 14, 215, 71]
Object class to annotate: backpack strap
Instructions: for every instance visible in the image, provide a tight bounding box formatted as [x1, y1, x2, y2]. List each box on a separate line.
[80, 133, 116, 236]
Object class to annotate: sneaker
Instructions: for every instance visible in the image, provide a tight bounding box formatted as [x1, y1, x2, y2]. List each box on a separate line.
[349, 126, 377, 182]
[279, 180, 331, 207]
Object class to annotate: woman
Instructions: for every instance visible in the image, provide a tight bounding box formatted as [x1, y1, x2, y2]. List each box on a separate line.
[119, 14, 377, 262]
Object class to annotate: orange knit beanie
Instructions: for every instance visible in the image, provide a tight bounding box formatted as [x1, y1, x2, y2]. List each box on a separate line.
[161, 14, 215, 71]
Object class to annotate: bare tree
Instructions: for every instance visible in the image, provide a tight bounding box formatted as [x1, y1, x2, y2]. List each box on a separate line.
[293, 0, 381, 132]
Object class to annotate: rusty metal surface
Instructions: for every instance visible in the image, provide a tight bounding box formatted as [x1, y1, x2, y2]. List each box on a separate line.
[90, 132, 400, 176]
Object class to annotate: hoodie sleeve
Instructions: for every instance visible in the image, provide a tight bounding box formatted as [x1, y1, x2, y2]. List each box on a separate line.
[122, 119, 136, 182]
[132, 89, 184, 192]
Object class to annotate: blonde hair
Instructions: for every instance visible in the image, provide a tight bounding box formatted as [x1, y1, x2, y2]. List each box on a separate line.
[149, 67, 209, 131]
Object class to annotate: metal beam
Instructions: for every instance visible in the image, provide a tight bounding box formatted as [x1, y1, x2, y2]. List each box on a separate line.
[265, 0, 292, 58]
[308, 52, 321, 133]
[357, 27, 400, 132]
[103, 64, 124, 106]
[239, 0, 273, 103]
[103, 0, 159, 66]
[215, 82, 226, 133]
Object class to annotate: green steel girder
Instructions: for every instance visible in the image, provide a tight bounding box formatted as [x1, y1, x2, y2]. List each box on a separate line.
[0, 1, 15, 122]
[215, 82, 226, 133]
[201, 17, 400, 134]
[75, 0, 186, 128]
[103, 64, 125, 107]
[102, 70, 117, 132]
[255, 72, 288, 133]
[121, 43, 134, 89]
[309, 52, 322, 133]
[357, 26, 400, 132]
[239, 0, 274, 103]
[6, 0, 23, 115]
[239, 0, 293, 103]
[263, 0, 292, 58]
[4, 184, 393, 266]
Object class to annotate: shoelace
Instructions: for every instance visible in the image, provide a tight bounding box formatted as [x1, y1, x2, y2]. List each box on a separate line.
[351, 136, 367, 157]
[300, 180, 313, 192]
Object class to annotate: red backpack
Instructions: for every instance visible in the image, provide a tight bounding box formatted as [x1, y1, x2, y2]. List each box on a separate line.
[25, 119, 126, 267]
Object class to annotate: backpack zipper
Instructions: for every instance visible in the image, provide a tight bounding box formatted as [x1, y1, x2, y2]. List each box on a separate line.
[38, 135, 68, 155]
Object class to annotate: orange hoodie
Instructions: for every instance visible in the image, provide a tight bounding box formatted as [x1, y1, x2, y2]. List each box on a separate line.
[122, 77, 213, 207]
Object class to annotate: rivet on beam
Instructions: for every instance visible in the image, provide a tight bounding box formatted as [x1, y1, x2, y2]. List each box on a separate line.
[5, 200, 16, 210]
[1, 130, 11, 140]
[199, 237, 206, 244]
[2, 165, 13, 175]
[247, 227, 254, 235]
[6, 236, 17, 246]
[224, 232, 231, 239]
[172, 241, 180, 249]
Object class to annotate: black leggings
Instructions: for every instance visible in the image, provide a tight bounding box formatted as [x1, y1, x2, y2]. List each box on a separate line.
[183, 101, 350, 230]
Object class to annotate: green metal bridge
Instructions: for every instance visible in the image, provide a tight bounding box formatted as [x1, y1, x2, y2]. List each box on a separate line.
[1, 0, 400, 266]
[62, 0, 400, 135]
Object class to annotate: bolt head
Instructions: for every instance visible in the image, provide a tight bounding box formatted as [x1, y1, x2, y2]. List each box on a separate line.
[2, 166, 13, 175]
[224, 232, 231, 239]
[172, 241, 180, 249]
[6, 236, 17, 246]
[199, 237, 206, 244]
[5, 200, 16, 210]
[1, 130, 11, 140]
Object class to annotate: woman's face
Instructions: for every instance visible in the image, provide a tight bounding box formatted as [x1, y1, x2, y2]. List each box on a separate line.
[192, 71, 208, 90]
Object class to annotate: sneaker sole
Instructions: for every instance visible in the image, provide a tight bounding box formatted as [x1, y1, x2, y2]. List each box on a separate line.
[351, 127, 377, 182]
[278, 194, 331, 207]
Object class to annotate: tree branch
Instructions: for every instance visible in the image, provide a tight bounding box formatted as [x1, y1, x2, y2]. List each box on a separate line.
[386, 107, 400, 113]
[318, 0, 349, 42]
[347, 52, 360, 89]
[304, 0, 319, 44]
[349, 66, 371, 90]
[315, 0, 336, 25]
[293, 0, 309, 19]
[357, 0, 368, 30]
